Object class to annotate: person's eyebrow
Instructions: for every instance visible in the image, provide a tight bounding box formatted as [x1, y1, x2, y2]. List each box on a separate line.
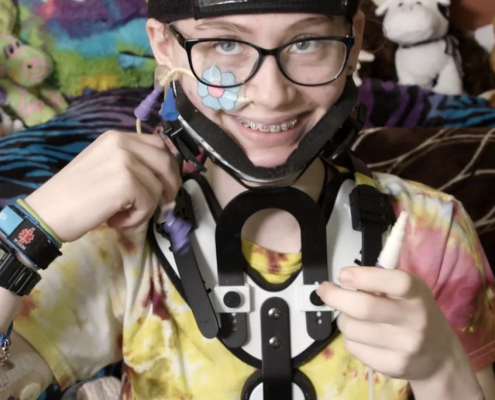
[289, 15, 335, 31]
[195, 21, 253, 34]
[194, 15, 335, 35]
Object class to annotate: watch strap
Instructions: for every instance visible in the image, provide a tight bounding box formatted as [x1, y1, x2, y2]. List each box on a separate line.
[0, 238, 41, 296]
[0, 206, 61, 270]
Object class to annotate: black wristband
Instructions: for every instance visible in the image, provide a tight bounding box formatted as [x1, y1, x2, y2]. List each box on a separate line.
[0, 237, 41, 296]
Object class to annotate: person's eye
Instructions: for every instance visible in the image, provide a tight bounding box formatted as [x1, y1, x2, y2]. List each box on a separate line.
[214, 41, 244, 55]
[289, 40, 321, 53]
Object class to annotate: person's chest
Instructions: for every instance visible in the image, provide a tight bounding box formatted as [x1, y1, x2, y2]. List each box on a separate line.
[119, 257, 410, 400]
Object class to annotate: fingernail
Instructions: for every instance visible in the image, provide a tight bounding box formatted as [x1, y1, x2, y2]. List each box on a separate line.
[339, 269, 354, 285]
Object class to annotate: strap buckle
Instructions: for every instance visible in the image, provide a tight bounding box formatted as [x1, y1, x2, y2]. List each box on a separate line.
[350, 185, 394, 233]
[162, 119, 206, 172]
[323, 103, 368, 161]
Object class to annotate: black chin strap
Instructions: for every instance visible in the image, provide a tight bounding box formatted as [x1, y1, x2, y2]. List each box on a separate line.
[165, 78, 360, 183]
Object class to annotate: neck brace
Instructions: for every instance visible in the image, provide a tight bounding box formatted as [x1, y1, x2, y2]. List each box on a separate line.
[172, 78, 364, 184]
[148, 168, 394, 400]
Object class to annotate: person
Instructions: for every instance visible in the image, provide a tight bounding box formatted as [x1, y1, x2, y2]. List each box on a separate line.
[0, 0, 494, 399]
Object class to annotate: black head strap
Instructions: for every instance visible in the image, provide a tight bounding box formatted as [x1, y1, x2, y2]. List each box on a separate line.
[149, 0, 360, 23]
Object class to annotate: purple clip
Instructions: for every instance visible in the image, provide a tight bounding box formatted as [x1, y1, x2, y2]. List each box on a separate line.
[134, 84, 164, 121]
[162, 211, 192, 254]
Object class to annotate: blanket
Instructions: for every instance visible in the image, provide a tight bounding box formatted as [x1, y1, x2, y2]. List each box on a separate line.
[359, 78, 495, 128]
[0, 88, 159, 207]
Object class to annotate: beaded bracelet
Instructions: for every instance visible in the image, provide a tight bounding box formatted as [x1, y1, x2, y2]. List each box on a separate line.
[0, 322, 13, 365]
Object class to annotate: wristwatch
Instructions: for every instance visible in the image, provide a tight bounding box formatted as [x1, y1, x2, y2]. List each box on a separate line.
[0, 237, 41, 296]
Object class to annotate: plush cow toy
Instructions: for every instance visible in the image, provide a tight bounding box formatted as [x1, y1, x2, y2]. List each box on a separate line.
[376, 0, 464, 95]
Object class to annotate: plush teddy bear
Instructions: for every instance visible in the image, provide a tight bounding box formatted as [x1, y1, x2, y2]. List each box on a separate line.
[0, 0, 68, 127]
[375, 0, 464, 95]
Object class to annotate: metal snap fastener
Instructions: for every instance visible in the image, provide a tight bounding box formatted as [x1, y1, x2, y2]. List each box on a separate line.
[310, 290, 325, 307]
[223, 291, 241, 309]
[269, 337, 282, 349]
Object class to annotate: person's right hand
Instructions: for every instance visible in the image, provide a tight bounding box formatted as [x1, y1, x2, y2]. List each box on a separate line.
[25, 131, 182, 243]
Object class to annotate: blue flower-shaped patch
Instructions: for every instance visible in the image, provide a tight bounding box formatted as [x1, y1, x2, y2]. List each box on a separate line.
[197, 66, 240, 111]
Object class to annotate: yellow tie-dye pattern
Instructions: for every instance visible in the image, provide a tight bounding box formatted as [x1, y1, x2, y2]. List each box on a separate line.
[120, 238, 409, 399]
[13, 174, 495, 399]
[242, 239, 301, 283]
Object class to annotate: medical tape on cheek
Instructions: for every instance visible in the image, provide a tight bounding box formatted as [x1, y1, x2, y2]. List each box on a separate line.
[155, 65, 196, 92]
[196, 65, 251, 112]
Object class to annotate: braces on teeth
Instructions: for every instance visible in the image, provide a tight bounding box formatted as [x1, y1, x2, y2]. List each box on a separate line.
[236, 116, 298, 132]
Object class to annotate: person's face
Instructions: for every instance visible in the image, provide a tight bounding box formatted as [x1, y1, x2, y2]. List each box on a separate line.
[147, 11, 364, 168]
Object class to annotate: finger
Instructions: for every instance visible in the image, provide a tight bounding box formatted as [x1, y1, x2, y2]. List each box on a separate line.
[108, 160, 163, 229]
[123, 138, 182, 203]
[130, 156, 165, 205]
[343, 339, 409, 379]
[337, 313, 417, 353]
[337, 313, 390, 349]
[107, 179, 155, 230]
[316, 282, 404, 323]
[126, 131, 170, 150]
[338, 267, 425, 299]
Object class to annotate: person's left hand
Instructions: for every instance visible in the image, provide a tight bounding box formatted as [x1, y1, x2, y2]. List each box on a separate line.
[316, 266, 464, 381]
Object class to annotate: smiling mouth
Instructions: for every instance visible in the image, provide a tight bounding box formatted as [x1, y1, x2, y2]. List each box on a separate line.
[235, 116, 299, 133]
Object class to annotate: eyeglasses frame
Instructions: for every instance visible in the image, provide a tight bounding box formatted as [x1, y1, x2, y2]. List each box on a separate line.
[167, 23, 355, 89]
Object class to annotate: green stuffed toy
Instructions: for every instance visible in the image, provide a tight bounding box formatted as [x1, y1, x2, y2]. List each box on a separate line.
[0, 0, 67, 127]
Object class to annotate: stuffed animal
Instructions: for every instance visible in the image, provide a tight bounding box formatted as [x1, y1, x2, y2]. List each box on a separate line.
[0, 0, 68, 127]
[359, 0, 495, 96]
[374, 0, 464, 95]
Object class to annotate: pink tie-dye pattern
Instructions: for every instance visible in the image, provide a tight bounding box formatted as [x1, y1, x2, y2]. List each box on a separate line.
[389, 184, 495, 371]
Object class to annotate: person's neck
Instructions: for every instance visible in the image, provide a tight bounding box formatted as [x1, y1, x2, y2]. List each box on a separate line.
[203, 158, 329, 254]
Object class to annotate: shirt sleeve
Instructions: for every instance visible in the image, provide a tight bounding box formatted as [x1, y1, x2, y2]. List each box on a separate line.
[13, 224, 129, 389]
[392, 181, 495, 371]
[434, 201, 495, 371]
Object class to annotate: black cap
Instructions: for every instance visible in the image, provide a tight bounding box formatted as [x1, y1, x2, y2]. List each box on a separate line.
[149, 0, 360, 24]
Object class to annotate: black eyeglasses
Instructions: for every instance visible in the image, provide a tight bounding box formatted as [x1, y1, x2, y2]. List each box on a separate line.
[168, 24, 355, 89]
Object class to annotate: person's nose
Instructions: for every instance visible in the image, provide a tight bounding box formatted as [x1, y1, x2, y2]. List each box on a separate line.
[246, 55, 297, 111]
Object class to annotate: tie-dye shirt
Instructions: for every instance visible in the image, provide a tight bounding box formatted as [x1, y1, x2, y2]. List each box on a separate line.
[13, 173, 495, 399]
